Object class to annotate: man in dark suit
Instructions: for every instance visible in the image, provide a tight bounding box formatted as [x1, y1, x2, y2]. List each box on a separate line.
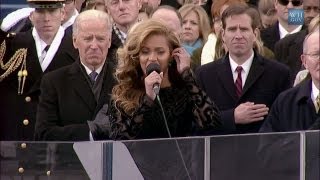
[274, 0, 319, 84]
[196, 4, 291, 134]
[274, 29, 308, 84]
[35, 9, 115, 141]
[260, 30, 320, 132]
[260, 0, 304, 52]
[0, 0, 78, 141]
[105, 0, 141, 66]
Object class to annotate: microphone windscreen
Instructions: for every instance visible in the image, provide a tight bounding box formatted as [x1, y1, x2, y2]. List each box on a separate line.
[146, 63, 161, 75]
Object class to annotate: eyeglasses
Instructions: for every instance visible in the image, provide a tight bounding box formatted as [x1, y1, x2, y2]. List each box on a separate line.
[304, 53, 320, 61]
[278, 0, 302, 7]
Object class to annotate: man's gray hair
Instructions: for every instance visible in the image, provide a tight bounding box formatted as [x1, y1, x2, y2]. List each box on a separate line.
[73, 9, 112, 36]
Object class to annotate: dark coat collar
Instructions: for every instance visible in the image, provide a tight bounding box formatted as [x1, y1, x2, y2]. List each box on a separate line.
[294, 79, 312, 104]
[217, 51, 265, 101]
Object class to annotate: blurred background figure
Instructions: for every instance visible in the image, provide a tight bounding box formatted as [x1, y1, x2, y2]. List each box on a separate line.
[141, 0, 161, 11]
[184, 0, 212, 20]
[303, 0, 320, 25]
[151, 5, 183, 37]
[75, 0, 86, 12]
[160, 0, 183, 10]
[260, 0, 304, 52]
[258, 0, 277, 29]
[85, 0, 107, 12]
[179, 4, 210, 66]
[138, 9, 150, 21]
[274, 0, 319, 85]
[63, 0, 80, 34]
[184, 0, 207, 5]
[140, 0, 161, 22]
[105, 0, 142, 66]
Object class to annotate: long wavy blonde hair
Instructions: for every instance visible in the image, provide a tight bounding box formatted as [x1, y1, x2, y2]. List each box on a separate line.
[112, 20, 181, 116]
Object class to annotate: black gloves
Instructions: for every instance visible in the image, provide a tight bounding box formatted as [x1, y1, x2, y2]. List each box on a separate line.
[88, 104, 111, 140]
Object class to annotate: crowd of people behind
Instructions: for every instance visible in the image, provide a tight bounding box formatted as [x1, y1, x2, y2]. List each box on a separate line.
[0, 0, 319, 142]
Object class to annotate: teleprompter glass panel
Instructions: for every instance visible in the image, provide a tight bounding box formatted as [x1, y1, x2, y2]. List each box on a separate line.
[210, 132, 301, 180]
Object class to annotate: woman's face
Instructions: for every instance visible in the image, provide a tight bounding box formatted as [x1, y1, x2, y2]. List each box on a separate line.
[181, 11, 200, 44]
[139, 34, 172, 76]
[213, 17, 222, 35]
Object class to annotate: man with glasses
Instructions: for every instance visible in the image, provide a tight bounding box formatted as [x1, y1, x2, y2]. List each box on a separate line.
[274, 0, 319, 85]
[260, 29, 320, 132]
[261, 0, 304, 52]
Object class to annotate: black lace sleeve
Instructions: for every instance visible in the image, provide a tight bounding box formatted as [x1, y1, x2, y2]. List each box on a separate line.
[109, 97, 157, 140]
[181, 68, 221, 131]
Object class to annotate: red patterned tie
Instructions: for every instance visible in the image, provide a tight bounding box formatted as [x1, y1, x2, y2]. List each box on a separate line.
[235, 66, 243, 98]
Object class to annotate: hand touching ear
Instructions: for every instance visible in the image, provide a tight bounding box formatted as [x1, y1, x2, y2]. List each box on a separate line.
[172, 47, 191, 74]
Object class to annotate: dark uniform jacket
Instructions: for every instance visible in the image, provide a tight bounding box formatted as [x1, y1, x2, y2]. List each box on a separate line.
[0, 29, 78, 141]
[260, 79, 320, 132]
[35, 60, 115, 141]
[196, 52, 291, 134]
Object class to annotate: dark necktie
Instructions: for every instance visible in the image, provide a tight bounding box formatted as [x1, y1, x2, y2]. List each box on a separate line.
[235, 66, 243, 98]
[315, 94, 320, 113]
[40, 45, 50, 63]
[89, 71, 98, 85]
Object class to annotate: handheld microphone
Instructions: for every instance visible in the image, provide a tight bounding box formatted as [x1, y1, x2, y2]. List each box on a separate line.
[146, 63, 161, 95]
[146, 63, 191, 180]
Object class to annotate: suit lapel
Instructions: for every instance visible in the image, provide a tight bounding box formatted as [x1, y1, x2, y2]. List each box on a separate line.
[242, 55, 264, 95]
[24, 32, 43, 94]
[216, 57, 238, 101]
[44, 34, 78, 73]
[69, 62, 97, 112]
[94, 62, 115, 115]
[27, 33, 77, 94]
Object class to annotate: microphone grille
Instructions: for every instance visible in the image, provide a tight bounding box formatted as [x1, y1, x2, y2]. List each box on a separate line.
[146, 63, 161, 75]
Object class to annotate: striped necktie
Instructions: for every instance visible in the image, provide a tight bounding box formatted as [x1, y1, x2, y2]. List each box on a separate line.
[89, 71, 98, 85]
[235, 66, 243, 98]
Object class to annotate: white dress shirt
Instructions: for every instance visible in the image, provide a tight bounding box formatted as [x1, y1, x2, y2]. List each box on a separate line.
[279, 23, 302, 39]
[229, 51, 254, 88]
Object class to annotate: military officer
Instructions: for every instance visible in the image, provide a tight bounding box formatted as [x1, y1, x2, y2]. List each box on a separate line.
[0, 0, 78, 141]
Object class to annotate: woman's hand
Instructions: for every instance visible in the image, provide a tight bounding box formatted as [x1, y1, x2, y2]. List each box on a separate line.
[172, 47, 191, 74]
[144, 71, 163, 100]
